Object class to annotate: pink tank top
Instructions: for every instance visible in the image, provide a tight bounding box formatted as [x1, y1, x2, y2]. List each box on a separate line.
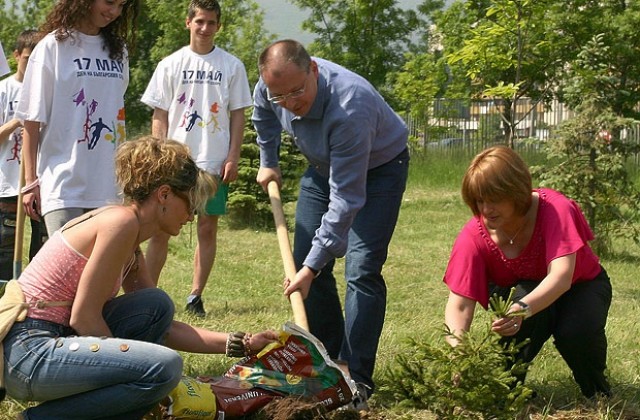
[18, 230, 124, 326]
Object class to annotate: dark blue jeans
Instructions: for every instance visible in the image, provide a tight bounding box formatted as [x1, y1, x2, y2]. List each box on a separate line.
[492, 268, 612, 398]
[293, 149, 409, 394]
[0, 196, 47, 279]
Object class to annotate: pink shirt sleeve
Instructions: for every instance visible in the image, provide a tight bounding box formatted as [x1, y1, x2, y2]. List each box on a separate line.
[443, 189, 601, 309]
[538, 189, 600, 279]
[443, 219, 493, 307]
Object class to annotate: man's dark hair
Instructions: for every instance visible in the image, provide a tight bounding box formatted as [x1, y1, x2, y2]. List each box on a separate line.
[188, 0, 221, 20]
[15, 29, 43, 53]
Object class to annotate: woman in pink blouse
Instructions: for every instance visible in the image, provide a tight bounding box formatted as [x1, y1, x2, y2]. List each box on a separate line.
[443, 145, 611, 398]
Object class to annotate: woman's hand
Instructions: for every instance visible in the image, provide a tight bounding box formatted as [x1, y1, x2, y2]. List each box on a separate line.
[247, 330, 280, 354]
[23, 188, 41, 221]
[492, 315, 523, 337]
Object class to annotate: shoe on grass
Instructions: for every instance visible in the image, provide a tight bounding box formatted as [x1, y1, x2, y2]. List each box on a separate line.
[186, 295, 206, 317]
[340, 382, 370, 412]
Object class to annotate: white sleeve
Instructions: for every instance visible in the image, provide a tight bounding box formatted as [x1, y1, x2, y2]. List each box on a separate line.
[140, 60, 173, 111]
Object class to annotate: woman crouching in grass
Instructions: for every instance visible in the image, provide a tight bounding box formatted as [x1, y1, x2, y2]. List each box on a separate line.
[2, 136, 277, 419]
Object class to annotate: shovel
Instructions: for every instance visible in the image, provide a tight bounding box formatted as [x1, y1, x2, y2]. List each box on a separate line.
[267, 180, 309, 331]
[0, 150, 25, 295]
[267, 181, 354, 384]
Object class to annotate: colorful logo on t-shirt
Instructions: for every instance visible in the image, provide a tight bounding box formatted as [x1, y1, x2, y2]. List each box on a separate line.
[177, 92, 221, 134]
[74, 89, 125, 150]
[7, 130, 21, 164]
[5, 98, 21, 164]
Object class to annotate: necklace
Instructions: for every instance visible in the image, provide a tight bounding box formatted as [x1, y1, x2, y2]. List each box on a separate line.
[503, 220, 526, 245]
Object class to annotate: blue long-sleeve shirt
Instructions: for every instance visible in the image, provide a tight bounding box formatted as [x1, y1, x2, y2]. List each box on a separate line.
[252, 58, 408, 270]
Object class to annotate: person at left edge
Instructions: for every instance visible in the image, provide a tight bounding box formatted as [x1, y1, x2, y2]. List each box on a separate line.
[16, 0, 138, 236]
[0, 30, 49, 276]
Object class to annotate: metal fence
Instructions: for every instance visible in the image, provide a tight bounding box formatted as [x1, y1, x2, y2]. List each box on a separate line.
[402, 98, 640, 160]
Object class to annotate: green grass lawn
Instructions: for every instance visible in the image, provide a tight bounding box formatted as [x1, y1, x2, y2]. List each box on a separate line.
[2, 151, 639, 419]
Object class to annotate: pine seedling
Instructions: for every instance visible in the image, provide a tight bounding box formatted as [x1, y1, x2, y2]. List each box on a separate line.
[489, 287, 526, 319]
[382, 289, 534, 419]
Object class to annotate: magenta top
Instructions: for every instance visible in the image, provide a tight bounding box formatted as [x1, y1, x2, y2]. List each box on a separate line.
[443, 188, 601, 308]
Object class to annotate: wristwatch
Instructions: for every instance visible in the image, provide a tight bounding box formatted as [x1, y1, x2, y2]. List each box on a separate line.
[515, 300, 532, 319]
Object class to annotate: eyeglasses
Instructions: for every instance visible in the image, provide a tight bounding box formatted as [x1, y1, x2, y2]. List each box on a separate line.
[267, 86, 306, 104]
[172, 189, 194, 216]
[266, 76, 308, 104]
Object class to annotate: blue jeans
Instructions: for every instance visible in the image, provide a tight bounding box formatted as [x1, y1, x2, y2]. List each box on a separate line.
[3, 288, 183, 419]
[293, 149, 409, 394]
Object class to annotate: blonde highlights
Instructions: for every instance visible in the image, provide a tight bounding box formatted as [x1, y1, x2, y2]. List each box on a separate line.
[115, 136, 217, 213]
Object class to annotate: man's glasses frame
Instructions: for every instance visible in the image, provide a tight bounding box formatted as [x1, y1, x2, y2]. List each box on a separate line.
[267, 87, 306, 104]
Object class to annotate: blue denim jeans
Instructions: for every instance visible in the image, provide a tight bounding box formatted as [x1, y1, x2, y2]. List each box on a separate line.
[293, 149, 409, 394]
[3, 288, 183, 419]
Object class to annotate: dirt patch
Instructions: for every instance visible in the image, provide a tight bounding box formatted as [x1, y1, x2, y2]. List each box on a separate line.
[145, 395, 384, 419]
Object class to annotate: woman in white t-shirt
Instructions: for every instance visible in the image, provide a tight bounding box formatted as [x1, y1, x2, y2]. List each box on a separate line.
[17, 0, 139, 236]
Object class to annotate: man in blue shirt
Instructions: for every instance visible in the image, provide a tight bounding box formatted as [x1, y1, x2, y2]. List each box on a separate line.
[252, 39, 409, 407]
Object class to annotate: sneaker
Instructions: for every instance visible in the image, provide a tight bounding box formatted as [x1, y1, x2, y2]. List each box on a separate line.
[185, 295, 206, 317]
[343, 382, 370, 412]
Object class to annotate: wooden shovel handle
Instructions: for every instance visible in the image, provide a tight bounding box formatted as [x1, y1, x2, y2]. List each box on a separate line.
[267, 181, 309, 331]
[13, 151, 26, 279]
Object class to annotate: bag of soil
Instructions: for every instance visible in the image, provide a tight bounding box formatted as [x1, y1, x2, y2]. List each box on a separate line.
[158, 321, 356, 419]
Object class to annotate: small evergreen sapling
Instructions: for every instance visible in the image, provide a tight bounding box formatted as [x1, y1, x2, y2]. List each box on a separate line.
[383, 288, 533, 419]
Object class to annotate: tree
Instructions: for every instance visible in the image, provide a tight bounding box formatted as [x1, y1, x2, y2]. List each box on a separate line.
[386, 0, 448, 115]
[533, 35, 640, 255]
[546, 0, 640, 120]
[291, 0, 420, 88]
[445, 0, 559, 146]
[0, 0, 51, 65]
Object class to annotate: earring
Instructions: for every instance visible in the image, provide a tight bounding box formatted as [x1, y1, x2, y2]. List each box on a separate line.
[162, 206, 166, 213]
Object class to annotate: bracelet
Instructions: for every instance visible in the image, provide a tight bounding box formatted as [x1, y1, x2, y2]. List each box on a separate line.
[225, 331, 248, 357]
[515, 300, 532, 319]
[243, 333, 253, 356]
[21, 178, 39, 194]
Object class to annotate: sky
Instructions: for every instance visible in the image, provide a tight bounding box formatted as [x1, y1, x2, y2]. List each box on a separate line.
[254, 0, 443, 46]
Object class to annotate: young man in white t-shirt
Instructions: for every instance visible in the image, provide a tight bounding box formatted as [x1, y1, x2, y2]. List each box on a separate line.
[0, 30, 48, 278]
[141, 0, 252, 316]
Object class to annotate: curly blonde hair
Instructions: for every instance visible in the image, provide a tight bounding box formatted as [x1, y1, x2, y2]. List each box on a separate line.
[115, 136, 217, 214]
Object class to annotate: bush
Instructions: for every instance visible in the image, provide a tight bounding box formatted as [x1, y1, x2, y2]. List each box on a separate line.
[531, 101, 640, 255]
[226, 123, 306, 230]
[382, 291, 533, 419]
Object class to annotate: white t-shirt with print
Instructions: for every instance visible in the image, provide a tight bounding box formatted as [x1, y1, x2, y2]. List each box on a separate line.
[0, 75, 22, 197]
[16, 31, 129, 216]
[141, 46, 251, 175]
